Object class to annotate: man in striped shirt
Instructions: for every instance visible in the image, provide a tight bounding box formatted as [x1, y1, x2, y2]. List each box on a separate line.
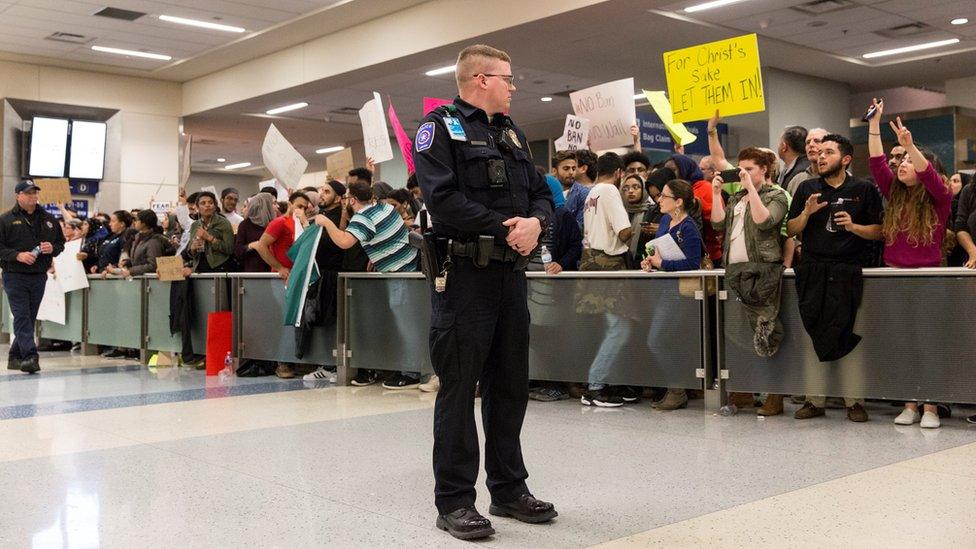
[313, 180, 422, 388]
[314, 181, 418, 272]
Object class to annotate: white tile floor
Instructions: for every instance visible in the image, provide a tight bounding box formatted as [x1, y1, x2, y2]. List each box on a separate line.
[1, 347, 974, 548]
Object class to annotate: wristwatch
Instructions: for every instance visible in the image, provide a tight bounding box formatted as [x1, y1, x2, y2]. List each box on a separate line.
[532, 213, 549, 231]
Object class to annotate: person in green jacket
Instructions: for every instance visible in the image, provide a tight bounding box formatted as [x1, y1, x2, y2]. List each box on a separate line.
[183, 191, 235, 272]
[712, 147, 790, 416]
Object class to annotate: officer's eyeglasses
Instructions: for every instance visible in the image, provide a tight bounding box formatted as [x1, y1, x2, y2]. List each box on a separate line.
[476, 74, 515, 86]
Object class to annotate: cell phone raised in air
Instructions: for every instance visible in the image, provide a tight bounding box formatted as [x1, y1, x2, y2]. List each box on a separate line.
[719, 168, 741, 183]
[862, 98, 883, 122]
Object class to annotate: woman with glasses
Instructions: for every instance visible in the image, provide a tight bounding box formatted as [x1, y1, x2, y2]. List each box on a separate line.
[640, 179, 704, 411]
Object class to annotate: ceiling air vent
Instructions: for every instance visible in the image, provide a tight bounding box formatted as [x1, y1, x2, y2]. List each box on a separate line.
[92, 7, 146, 21]
[874, 22, 932, 39]
[45, 32, 93, 45]
[791, 0, 854, 16]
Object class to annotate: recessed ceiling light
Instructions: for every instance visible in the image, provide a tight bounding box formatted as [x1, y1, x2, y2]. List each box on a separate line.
[265, 102, 308, 115]
[862, 38, 960, 59]
[217, 158, 226, 162]
[91, 45, 171, 60]
[159, 15, 245, 33]
[684, 0, 749, 13]
[951, 18, 968, 25]
[316, 146, 345, 154]
[224, 162, 251, 170]
[425, 64, 456, 76]
[540, 97, 553, 102]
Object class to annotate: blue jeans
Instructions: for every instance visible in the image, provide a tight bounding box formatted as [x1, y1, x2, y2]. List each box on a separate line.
[3, 272, 47, 361]
[587, 313, 633, 390]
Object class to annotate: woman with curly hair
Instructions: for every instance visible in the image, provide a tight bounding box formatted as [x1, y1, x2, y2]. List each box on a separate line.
[867, 99, 952, 428]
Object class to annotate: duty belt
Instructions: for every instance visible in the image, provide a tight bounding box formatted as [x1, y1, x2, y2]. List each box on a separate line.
[449, 240, 520, 264]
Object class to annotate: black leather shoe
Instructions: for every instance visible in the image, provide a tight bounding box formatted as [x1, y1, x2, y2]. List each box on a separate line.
[435, 507, 495, 540]
[489, 494, 558, 524]
[19, 356, 39, 374]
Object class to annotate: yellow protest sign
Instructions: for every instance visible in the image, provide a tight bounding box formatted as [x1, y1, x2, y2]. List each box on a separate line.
[663, 33, 765, 123]
[642, 90, 697, 146]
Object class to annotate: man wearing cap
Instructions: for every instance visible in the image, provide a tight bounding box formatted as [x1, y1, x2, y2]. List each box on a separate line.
[0, 180, 66, 373]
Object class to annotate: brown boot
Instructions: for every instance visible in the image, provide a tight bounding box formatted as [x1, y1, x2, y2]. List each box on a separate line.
[846, 403, 869, 422]
[793, 402, 825, 419]
[757, 394, 784, 416]
[653, 389, 688, 410]
[728, 392, 756, 408]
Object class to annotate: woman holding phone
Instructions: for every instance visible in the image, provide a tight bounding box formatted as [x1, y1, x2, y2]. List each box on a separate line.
[867, 99, 953, 428]
[711, 148, 791, 415]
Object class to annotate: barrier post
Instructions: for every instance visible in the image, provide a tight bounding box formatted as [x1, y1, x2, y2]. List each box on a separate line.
[336, 275, 351, 385]
[231, 275, 242, 360]
[79, 285, 98, 356]
[139, 277, 149, 364]
[707, 273, 728, 410]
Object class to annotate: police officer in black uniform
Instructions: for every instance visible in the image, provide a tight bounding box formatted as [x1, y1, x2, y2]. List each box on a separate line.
[0, 179, 65, 374]
[413, 44, 556, 541]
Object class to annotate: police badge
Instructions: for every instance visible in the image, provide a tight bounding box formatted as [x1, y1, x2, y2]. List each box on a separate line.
[506, 128, 522, 149]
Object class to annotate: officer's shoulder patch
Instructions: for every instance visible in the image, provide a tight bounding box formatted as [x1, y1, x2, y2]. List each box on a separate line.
[46, 221, 53, 228]
[415, 122, 435, 152]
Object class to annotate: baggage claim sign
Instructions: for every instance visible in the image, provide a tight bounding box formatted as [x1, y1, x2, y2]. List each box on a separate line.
[664, 33, 765, 123]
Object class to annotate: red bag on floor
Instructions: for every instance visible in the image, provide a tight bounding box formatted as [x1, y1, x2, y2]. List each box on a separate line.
[205, 311, 233, 376]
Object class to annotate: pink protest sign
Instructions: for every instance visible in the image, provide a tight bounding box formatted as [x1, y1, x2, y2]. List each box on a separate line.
[387, 100, 415, 174]
[423, 97, 452, 115]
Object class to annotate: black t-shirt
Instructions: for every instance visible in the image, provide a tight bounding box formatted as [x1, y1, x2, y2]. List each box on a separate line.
[788, 174, 882, 263]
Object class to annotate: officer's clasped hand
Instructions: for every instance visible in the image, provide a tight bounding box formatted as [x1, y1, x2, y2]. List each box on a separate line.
[16, 252, 36, 265]
[39, 241, 54, 254]
[502, 216, 542, 256]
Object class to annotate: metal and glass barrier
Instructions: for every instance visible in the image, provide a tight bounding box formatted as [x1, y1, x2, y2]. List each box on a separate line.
[4, 267, 976, 406]
[719, 268, 976, 405]
[234, 273, 336, 366]
[339, 271, 716, 394]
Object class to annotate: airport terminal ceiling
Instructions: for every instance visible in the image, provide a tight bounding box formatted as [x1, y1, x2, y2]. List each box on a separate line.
[2, 0, 971, 174]
[179, 0, 976, 174]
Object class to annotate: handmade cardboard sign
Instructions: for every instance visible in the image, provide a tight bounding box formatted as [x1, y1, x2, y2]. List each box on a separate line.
[663, 33, 765, 123]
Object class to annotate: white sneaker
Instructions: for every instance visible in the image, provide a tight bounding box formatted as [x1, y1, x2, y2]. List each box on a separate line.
[419, 374, 440, 393]
[302, 367, 336, 382]
[920, 411, 941, 429]
[894, 408, 920, 425]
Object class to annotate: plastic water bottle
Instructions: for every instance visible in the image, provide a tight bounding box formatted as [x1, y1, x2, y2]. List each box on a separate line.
[718, 404, 738, 416]
[540, 245, 552, 268]
[30, 245, 41, 258]
[219, 351, 234, 380]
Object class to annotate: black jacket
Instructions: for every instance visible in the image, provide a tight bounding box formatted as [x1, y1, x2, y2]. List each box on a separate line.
[0, 203, 66, 273]
[413, 97, 553, 244]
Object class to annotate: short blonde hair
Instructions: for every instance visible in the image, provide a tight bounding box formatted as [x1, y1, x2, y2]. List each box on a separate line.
[456, 44, 511, 89]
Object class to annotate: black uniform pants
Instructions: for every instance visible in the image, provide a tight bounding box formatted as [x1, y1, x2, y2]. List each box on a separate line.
[430, 258, 530, 515]
[3, 272, 47, 361]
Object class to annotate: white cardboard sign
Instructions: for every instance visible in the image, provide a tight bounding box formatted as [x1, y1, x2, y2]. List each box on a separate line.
[358, 92, 394, 163]
[262, 124, 309, 189]
[569, 77, 636, 150]
[53, 239, 90, 293]
[560, 115, 590, 151]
